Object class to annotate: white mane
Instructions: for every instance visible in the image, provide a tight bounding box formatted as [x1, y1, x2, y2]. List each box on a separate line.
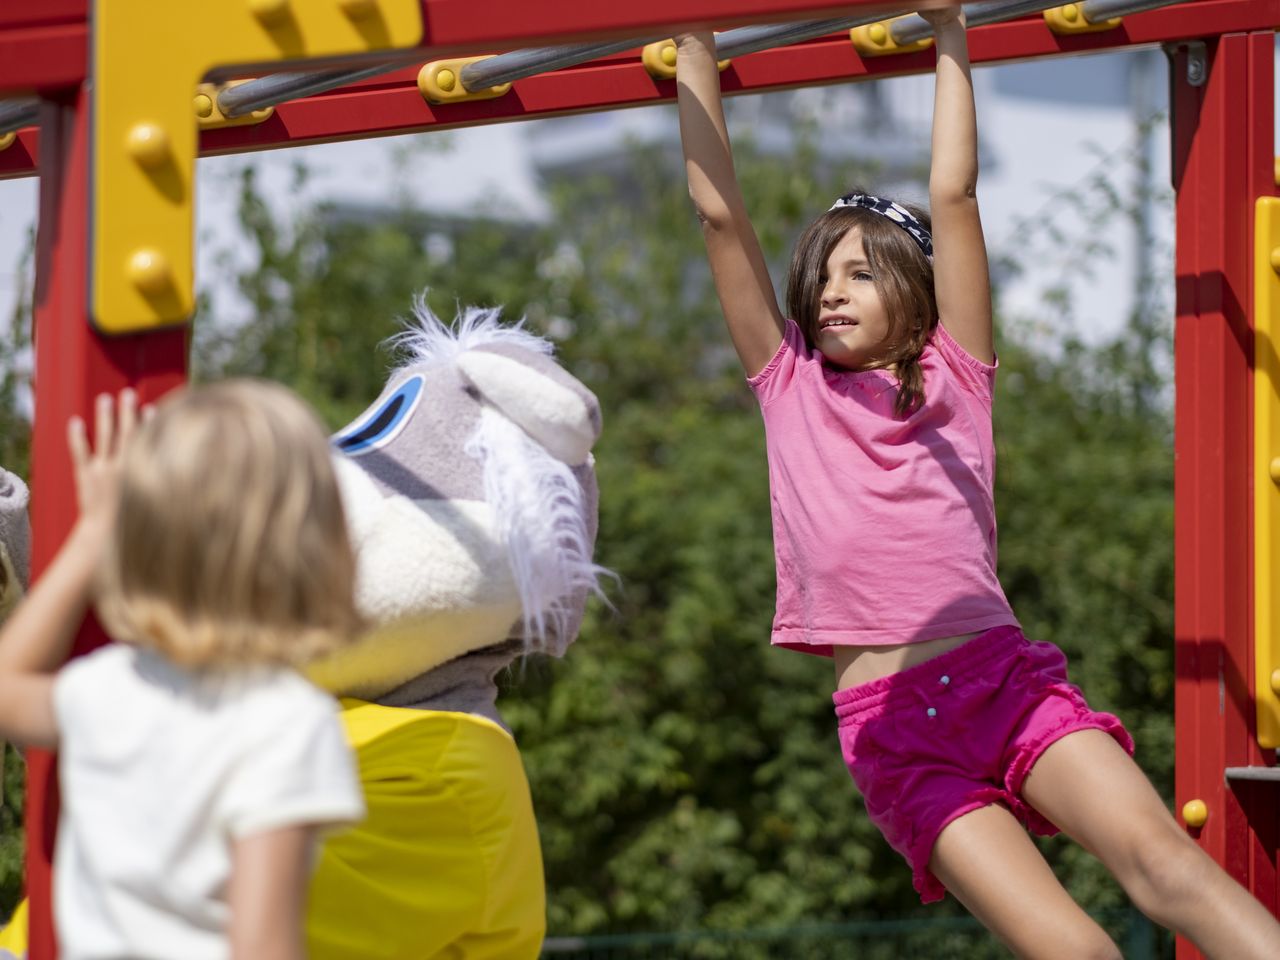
[391, 297, 554, 369]
[394, 296, 604, 655]
[466, 408, 604, 657]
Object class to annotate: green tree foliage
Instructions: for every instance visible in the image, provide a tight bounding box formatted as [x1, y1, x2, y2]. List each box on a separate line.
[0, 106, 1173, 944]
[0, 229, 33, 917]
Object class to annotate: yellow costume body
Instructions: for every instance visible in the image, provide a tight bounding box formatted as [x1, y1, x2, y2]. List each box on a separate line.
[310, 699, 546, 959]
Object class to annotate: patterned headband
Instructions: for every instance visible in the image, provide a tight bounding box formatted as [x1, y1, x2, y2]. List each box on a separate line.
[828, 193, 934, 260]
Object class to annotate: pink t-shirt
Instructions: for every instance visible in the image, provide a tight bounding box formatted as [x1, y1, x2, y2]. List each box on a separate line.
[748, 318, 1019, 655]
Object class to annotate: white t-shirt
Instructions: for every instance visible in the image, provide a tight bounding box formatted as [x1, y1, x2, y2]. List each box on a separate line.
[51, 644, 365, 960]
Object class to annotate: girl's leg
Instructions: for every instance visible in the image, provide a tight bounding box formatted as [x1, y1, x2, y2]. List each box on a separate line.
[929, 804, 1122, 959]
[1020, 729, 1280, 960]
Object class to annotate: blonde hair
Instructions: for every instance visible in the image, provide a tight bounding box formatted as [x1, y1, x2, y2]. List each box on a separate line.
[98, 379, 363, 669]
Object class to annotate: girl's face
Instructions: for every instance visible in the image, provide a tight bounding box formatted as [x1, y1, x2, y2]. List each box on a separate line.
[815, 228, 894, 370]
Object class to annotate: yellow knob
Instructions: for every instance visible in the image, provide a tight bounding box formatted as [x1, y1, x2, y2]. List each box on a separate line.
[1274, 156, 1280, 188]
[1271, 457, 1280, 483]
[0, 132, 15, 152]
[339, 0, 377, 15]
[435, 69, 456, 92]
[1182, 799, 1208, 828]
[869, 23, 888, 45]
[249, 0, 290, 24]
[127, 249, 172, 296]
[1271, 668, 1280, 695]
[1270, 246, 1280, 274]
[126, 123, 169, 169]
[1061, 4, 1080, 22]
[661, 43, 677, 67]
[193, 94, 214, 119]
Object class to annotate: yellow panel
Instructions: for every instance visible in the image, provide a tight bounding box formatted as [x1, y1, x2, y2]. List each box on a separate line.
[418, 58, 512, 104]
[1042, 5, 1122, 34]
[850, 19, 934, 58]
[93, 0, 423, 334]
[193, 82, 275, 130]
[639, 39, 730, 81]
[1255, 195, 1280, 748]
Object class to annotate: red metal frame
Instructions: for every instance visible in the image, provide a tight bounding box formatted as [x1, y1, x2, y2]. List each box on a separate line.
[2, 1, 1279, 958]
[0, 0, 919, 96]
[1171, 30, 1278, 958]
[26, 91, 188, 959]
[2, 0, 1277, 179]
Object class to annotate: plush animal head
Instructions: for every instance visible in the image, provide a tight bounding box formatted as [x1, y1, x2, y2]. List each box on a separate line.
[0, 469, 29, 622]
[307, 302, 603, 701]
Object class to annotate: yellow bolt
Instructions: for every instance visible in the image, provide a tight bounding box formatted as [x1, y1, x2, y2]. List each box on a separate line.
[436, 69, 456, 93]
[869, 23, 888, 45]
[127, 249, 172, 296]
[1271, 667, 1280, 695]
[1272, 246, 1280, 274]
[1062, 4, 1080, 22]
[339, 0, 377, 16]
[126, 123, 169, 169]
[661, 43, 677, 67]
[0, 132, 15, 152]
[193, 94, 214, 119]
[1182, 799, 1208, 828]
[1271, 457, 1280, 484]
[249, 0, 290, 24]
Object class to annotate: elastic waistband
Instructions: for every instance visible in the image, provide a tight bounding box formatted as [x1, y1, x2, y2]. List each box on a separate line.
[832, 625, 1025, 719]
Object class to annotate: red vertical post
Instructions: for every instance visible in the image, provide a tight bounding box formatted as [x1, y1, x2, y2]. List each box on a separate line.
[1172, 31, 1279, 959]
[26, 89, 188, 958]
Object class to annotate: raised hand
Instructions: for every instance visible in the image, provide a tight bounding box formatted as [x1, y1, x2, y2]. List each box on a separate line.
[917, 6, 965, 28]
[66, 390, 144, 546]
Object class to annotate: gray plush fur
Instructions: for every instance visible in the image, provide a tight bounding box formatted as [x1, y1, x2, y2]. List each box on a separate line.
[312, 301, 604, 725]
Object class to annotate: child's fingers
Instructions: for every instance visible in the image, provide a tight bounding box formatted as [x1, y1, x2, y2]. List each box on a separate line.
[67, 416, 89, 472]
[115, 389, 139, 452]
[94, 393, 114, 459]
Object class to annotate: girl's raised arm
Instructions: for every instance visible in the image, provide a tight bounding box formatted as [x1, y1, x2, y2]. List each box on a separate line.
[0, 392, 138, 749]
[676, 32, 784, 377]
[923, 10, 994, 364]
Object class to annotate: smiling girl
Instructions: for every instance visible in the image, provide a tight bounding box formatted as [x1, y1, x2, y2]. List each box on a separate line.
[675, 11, 1280, 958]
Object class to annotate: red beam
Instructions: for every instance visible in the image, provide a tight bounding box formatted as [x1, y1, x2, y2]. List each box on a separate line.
[0, 3, 87, 95]
[0, 0, 913, 96]
[1172, 31, 1278, 957]
[26, 89, 189, 960]
[1, 0, 1273, 180]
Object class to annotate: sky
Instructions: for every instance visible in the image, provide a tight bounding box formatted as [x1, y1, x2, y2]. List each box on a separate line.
[0, 44, 1216, 362]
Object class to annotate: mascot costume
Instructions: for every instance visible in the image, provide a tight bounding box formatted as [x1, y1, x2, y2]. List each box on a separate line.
[0, 304, 603, 959]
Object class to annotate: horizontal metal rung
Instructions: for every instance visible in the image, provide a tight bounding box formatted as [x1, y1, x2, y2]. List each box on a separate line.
[1225, 766, 1280, 782]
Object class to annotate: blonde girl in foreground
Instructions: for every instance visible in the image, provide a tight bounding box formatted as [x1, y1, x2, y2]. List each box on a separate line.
[676, 12, 1280, 959]
[0, 382, 365, 960]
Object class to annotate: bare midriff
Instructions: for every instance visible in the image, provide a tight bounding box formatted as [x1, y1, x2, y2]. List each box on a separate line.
[833, 632, 983, 691]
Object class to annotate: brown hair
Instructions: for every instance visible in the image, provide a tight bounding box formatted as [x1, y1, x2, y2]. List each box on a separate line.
[785, 200, 937, 417]
[97, 379, 364, 669]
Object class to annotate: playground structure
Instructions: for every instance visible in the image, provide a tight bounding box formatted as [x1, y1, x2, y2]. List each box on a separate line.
[0, 0, 1277, 956]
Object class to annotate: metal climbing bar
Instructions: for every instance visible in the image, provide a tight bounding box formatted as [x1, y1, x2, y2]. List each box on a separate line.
[713, 13, 888, 58]
[892, 0, 1073, 44]
[459, 37, 666, 90]
[0, 98, 37, 137]
[1078, 0, 1184, 19]
[217, 51, 425, 119]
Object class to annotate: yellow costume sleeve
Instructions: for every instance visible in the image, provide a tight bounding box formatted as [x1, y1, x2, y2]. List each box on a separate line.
[0, 898, 27, 959]
[307, 700, 546, 960]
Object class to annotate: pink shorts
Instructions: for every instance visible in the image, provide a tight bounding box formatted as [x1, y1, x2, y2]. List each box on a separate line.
[832, 625, 1133, 904]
